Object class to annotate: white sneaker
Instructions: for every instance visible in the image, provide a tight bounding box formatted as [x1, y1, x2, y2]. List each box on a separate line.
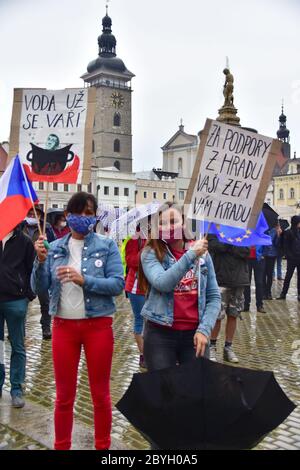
[223, 346, 239, 363]
[209, 345, 218, 362]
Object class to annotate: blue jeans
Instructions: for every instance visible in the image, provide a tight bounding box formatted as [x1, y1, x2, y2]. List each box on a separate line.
[273, 256, 283, 279]
[127, 293, 145, 335]
[0, 299, 28, 397]
[143, 321, 210, 372]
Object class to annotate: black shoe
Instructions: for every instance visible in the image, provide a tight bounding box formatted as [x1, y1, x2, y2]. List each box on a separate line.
[42, 330, 52, 340]
[276, 294, 286, 300]
[257, 306, 267, 313]
[298, 296, 300, 302]
[267, 295, 273, 300]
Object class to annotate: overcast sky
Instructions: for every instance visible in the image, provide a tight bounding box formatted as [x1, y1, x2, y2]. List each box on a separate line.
[0, 0, 299, 171]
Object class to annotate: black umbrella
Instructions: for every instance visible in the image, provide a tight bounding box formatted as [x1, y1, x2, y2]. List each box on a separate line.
[262, 203, 279, 229]
[116, 358, 295, 450]
[279, 219, 290, 231]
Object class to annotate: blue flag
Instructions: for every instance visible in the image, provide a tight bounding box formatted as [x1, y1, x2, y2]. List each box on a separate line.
[200, 212, 271, 246]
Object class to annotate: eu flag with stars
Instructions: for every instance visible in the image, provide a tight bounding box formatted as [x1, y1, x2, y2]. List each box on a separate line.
[201, 212, 271, 246]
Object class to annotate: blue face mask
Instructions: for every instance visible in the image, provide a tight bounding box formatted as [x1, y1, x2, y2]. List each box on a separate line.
[66, 214, 96, 235]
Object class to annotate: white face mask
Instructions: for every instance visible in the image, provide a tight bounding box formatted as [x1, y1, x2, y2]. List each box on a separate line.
[25, 217, 39, 226]
[60, 222, 67, 228]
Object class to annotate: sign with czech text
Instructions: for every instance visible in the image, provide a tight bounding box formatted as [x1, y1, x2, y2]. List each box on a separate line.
[9, 87, 96, 184]
[185, 119, 282, 229]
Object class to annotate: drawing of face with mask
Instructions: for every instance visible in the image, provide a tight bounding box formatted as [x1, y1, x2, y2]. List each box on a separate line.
[45, 134, 60, 151]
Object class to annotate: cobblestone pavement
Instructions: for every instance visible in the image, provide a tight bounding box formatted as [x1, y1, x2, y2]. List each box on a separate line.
[1, 274, 300, 450]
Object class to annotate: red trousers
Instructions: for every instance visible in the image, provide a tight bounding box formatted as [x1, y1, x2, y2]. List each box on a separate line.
[52, 316, 113, 450]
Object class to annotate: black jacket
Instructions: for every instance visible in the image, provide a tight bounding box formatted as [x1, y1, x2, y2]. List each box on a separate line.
[282, 216, 300, 260]
[208, 235, 250, 288]
[0, 228, 35, 302]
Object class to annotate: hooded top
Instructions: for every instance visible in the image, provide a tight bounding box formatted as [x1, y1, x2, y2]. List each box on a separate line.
[283, 215, 300, 259]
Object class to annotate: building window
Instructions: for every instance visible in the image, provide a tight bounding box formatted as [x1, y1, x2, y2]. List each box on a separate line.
[290, 188, 295, 199]
[77, 184, 82, 192]
[114, 160, 120, 170]
[178, 158, 183, 172]
[279, 189, 284, 200]
[153, 192, 157, 199]
[87, 183, 92, 193]
[38, 182, 44, 190]
[53, 183, 58, 191]
[179, 190, 185, 200]
[124, 188, 129, 197]
[104, 186, 109, 195]
[143, 191, 147, 199]
[114, 187, 119, 196]
[114, 139, 120, 152]
[113, 113, 121, 127]
[64, 184, 69, 192]
[92, 140, 95, 153]
[39, 204, 44, 211]
[52, 204, 58, 209]
[163, 192, 167, 200]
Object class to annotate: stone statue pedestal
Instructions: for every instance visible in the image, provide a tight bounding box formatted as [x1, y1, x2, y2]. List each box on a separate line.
[216, 105, 241, 127]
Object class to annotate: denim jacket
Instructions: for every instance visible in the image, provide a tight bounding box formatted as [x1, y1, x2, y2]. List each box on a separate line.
[31, 232, 124, 317]
[140, 247, 221, 337]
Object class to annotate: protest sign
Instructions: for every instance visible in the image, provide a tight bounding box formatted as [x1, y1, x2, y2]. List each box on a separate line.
[185, 119, 282, 229]
[9, 87, 96, 184]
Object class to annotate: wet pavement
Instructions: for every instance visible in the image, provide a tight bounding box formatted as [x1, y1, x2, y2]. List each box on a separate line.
[0, 274, 300, 450]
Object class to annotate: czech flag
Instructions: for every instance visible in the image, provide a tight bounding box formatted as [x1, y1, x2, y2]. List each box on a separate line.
[0, 155, 38, 240]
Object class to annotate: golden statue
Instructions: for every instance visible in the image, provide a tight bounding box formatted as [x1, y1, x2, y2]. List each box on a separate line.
[217, 67, 240, 126]
[223, 68, 234, 107]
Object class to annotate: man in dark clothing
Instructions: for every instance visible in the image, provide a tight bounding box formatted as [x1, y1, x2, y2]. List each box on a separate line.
[208, 235, 250, 364]
[277, 215, 300, 300]
[0, 225, 35, 407]
[244, 245, 266, 313]
[22, 206, 55, 339]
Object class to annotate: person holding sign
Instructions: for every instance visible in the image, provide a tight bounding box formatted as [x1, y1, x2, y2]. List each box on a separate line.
[31, 192, 124, 450]
[22, 206, 55, 340]
[139, 202, 221, 371]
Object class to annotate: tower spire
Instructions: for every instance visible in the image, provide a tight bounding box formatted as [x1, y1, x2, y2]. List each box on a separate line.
[277, 101, 290, 143]
[98, 2, 116, 57]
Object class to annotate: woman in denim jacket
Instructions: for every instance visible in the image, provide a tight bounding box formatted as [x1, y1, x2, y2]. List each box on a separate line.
[139, 203, 221, 371]
[32, 192, 124, 451]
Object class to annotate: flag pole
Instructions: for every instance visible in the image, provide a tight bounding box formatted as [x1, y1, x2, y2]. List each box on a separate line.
[43, 181, 50, 236]
[19, 156, 43, 237]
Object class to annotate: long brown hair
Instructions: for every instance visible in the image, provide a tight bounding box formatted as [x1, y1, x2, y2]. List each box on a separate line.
[138, 202, 184, 294]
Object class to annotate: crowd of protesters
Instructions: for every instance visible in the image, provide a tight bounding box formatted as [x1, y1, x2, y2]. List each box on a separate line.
[0, 192, 299, 449]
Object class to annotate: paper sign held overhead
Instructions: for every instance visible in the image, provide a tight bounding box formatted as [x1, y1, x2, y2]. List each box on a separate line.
[9, 87, 96, 185]
[185, 119, 282, 230]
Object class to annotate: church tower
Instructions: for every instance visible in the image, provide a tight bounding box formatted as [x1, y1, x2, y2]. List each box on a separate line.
[277, 103, 291, 160]
[81, 6, 135, 172]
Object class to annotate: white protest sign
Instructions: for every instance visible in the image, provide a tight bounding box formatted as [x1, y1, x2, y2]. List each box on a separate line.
[9, 88, 96, 184]
[185, 119, 282, 229]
